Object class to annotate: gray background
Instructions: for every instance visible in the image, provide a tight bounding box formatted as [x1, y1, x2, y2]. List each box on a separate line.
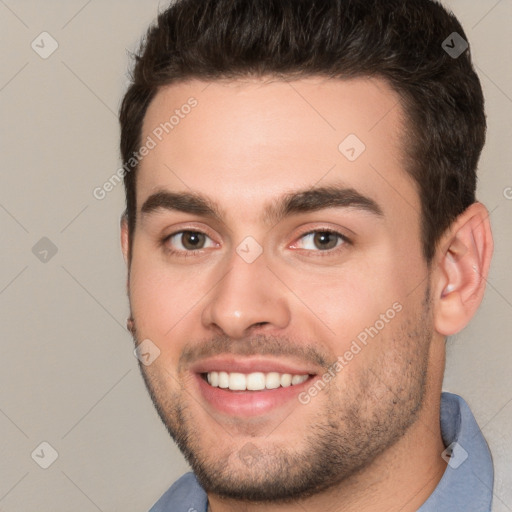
[0, 0, 511, 510]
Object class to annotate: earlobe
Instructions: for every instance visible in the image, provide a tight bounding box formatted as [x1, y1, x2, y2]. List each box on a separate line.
[433, 202, 494, 336]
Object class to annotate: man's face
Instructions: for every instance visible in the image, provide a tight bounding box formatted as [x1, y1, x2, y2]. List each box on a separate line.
[123, 77, 435, 500]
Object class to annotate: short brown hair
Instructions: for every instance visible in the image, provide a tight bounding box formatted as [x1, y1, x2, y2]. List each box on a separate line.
[119, 0, 486, 263]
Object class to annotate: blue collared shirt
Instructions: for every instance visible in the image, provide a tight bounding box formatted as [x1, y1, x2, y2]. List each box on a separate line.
[149, 392, 494, 511]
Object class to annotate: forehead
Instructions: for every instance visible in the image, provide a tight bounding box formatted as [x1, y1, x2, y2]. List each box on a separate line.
[136, 76, 418, 222]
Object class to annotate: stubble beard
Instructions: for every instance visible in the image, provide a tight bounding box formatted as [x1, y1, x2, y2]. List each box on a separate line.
[131, 287, 433, 503]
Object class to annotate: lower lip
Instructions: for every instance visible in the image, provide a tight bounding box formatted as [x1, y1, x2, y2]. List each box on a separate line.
[195, 374, 314, 417]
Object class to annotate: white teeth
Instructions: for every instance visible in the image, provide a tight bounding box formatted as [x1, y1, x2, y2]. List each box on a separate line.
[218, 371, 229, 389]
[205, 371, 309, 391]
[280, 373, 292, 387]
[209, 371, 219, 387]
[246, 372, 266, 391]
[229, 372, 246, 391]
[291, 374, 308, 385]
[265, 372, 281, 389]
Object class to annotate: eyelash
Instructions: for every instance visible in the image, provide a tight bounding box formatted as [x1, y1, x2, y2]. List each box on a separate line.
[161, 228, 351, 259]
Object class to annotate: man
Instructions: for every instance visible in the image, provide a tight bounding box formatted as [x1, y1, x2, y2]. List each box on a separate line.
[119, 0, 494, 510]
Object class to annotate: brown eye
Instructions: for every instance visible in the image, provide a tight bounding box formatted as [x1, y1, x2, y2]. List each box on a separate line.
[179, 231, 207, 250]
[311, 231, 339, 250]
[164, 230, 216, 255]
[297, 230, 347, 252]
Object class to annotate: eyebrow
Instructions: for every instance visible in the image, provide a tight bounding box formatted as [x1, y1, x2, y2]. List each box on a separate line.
[140, 184, 384, 227]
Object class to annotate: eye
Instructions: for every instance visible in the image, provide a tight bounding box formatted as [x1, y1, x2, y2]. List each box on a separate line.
[292, 229, 350, 255]
[161, 228, 350, 259]
[163, 230, 216, 256]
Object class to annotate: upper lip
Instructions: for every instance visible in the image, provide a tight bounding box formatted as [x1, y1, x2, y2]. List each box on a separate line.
[190, 356, 319, 376]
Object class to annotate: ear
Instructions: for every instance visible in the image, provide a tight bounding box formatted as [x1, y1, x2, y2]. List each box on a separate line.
[433, 202, 494, 336]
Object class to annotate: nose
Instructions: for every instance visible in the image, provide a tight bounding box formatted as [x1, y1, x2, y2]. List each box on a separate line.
[200, 249, 291, 339]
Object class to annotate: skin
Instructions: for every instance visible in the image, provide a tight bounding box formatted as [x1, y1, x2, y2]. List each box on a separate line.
[121, 76, 493, 511]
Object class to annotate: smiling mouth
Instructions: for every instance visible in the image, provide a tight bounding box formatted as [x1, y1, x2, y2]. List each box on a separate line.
[201, 371, 312, 391]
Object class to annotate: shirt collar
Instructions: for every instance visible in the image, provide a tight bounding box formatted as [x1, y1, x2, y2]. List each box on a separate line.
[418, 392, 494, 511]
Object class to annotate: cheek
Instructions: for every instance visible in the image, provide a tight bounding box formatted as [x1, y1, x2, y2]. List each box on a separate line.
[129, 264, 189, 371]
[128, 245, 185, 343]
[292, 261, 399, 341]
[286, 256, 416, 379]
[129, 257, 166, 327]
[128, 248, 214, 343]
